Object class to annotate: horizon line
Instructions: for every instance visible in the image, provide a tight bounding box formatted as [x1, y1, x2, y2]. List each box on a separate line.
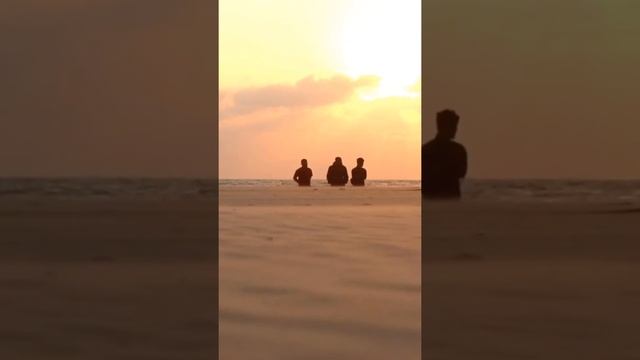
[2, 176, 640, 181]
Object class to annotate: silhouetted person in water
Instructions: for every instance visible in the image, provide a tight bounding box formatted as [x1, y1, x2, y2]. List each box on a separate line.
[351, 157, 367, 186]
[422, 109, 467, 199]
[293, 159, 313, 186]
[327, 157, 349, 186]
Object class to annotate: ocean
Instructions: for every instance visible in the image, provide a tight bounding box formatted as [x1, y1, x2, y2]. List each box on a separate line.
[0, 178, 638, 203]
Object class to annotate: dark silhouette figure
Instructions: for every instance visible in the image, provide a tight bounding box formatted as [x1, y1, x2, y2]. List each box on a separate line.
[422, 109, 467, 199]
[327, 157, 349, 186]
[351, 157, 367, 186]
[293, 159, 313, 186]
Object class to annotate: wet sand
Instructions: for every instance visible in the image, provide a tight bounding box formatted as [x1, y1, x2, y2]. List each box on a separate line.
[424, 200, 640, 359]
[4, 190, 638, 359]
[219, 186, 421, 360]
[0, 198, 218, 359]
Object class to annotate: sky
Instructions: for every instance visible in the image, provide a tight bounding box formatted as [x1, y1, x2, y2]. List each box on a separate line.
[220, 0, 422, 180]
[424, 0, 640, 179]
[2, 1, 639, 179]
[1, 0, 217, 177]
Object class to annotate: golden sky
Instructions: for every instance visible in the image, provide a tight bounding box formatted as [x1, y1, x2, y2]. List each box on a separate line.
[5, 1, 637, 178]
[220, 0, 421, 179]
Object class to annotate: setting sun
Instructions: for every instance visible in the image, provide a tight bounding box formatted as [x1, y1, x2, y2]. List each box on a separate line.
[220, 0, 421, 179]
[336, 0, 421, 98]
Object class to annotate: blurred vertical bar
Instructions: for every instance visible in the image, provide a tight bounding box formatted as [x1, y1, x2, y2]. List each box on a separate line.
[0, 1, 219, 358]
[422, 1, 640, 359]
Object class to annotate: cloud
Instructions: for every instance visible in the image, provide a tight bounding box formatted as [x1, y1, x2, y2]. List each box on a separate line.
[220, 74, 379, 119]
[219, 93, 421, 179]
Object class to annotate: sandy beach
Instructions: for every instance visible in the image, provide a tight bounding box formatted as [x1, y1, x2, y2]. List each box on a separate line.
[219, 185, 422, 360]
[221, 185, 640, 359]
[3, 183, 639, 359]
[424, 200, 640, 359]
[0, 197, 218, 360]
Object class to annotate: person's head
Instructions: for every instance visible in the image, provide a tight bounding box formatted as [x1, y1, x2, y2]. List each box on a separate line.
[436, 109, 460, 139]
[334, 157, 342, 165]
[356, 157, 364, 167]
[301, 159, 308, 167]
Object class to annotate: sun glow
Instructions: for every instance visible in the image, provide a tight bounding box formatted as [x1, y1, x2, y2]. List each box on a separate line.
[220, 0, 421, 179]
[337, 0, 421, 99]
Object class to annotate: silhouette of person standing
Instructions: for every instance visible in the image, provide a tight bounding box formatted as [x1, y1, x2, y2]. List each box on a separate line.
[422, 109, 468, 199]
[351, 157, 367, 186]
[293, 159, 313, 186]
[327, 157, 349, 186]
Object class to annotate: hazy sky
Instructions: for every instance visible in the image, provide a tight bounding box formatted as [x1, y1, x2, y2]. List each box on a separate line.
[3, 1, 638, 179]
[1, 0, 217, 177]
[424, 0, 640, 179]
[220, 0, 421, 179]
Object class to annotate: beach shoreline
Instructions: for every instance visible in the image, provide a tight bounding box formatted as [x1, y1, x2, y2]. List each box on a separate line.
[220, 186, 421, 360]
[2, 182, 639, 359]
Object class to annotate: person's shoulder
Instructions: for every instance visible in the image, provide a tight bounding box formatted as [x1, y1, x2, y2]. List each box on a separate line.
[451, 140, 467, 152]
[423, 139, 437, 147]
[423, 139, 439, 152]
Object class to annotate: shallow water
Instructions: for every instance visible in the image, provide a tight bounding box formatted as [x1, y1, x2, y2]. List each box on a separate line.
[1, 178, 638, 203]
